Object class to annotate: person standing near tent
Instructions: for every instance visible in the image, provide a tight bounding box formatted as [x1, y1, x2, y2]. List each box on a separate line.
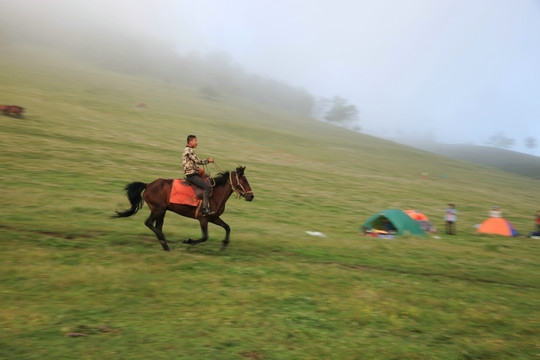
[444, 203, 457, 235]
[489, 206, 502, 218]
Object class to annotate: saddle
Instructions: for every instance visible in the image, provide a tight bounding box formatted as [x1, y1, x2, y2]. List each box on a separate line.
[183, 175, 213, 200]
[169, 175, 213, 206]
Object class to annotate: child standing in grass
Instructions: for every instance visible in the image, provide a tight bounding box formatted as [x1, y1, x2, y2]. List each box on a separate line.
[444, 203, 457, 235]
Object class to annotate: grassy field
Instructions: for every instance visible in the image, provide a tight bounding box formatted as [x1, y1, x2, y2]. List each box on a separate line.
[1, 45, 539, 360]
[403, 142, 540, 180]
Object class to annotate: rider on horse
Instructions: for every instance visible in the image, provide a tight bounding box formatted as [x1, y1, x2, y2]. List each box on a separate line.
[182, 135, 215, 216]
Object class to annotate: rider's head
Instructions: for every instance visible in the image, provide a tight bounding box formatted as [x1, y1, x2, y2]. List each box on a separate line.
[187, 135, 197, 148]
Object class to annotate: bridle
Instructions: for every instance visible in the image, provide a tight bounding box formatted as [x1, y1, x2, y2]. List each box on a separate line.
[205, 162, 253, 199]
[228, 172, 253, 199]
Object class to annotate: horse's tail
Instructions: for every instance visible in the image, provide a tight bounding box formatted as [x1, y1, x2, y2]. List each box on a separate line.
[113, 182, 147, 218]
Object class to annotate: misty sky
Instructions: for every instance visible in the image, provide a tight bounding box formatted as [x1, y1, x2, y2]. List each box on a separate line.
[3, 0, 540, 155]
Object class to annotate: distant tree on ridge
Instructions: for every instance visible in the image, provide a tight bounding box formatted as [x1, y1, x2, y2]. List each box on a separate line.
[525, 136, 537, 150]
[319, 96, 359, 124]
[485, 132, 515, 149]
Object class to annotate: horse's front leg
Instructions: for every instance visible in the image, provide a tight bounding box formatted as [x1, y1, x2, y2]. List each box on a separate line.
[183, 217, 209, 245]
[211, 217, 231, 250]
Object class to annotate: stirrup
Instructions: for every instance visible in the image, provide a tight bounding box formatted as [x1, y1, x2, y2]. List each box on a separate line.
[202, 208, 215, 216]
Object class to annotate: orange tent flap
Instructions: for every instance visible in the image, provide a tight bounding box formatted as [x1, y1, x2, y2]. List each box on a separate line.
[404, 209, 429, 221]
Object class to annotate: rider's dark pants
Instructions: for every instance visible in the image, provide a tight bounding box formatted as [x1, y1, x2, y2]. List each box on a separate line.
[186, 174, 211, 208]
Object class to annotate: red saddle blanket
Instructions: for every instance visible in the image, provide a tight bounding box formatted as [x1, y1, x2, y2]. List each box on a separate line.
[170, 179, 200, 206]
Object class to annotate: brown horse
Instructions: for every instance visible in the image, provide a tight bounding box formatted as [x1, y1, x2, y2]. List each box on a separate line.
[1, 105, 24, 117]
[114, 166, 254, 251]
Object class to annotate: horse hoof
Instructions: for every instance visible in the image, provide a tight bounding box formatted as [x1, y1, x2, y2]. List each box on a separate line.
[183, 238, 192, 244]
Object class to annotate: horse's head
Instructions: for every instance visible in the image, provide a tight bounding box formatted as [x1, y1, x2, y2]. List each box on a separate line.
[231, 166, 254, 201]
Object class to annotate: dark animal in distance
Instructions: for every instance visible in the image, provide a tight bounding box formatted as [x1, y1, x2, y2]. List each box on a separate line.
[0, 105, 24, 117]
[113, 166, 254, 251]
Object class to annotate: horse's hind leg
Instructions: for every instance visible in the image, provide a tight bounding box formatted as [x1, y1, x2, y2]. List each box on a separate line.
[155, 214, 165, 233]
[145, 210, 170, 251]
[211, 217, 231, 250]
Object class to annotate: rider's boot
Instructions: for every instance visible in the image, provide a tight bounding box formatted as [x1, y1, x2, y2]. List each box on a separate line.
[202, 195, 215, 216]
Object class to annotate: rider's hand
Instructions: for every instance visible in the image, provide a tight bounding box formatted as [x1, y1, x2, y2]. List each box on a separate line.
[208, 158, 214, 163]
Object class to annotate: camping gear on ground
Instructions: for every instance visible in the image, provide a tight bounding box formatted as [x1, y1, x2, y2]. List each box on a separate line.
[477, 217, 519, 236]
[404, 209, 436, 233]
[361, 209, 426, 237]
[416, 219, 437, 233]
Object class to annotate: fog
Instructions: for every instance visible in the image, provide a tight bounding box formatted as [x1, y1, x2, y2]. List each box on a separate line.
[2, 0, 539, 155]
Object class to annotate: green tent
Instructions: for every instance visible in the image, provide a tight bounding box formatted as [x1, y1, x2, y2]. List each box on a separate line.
[361, 209, 426, 237]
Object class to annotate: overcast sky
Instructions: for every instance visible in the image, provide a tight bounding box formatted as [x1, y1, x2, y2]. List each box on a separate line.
[4, 0, 540, 155]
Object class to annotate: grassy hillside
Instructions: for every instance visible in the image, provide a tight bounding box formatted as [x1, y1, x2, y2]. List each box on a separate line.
[400, 142, 540, 180]
[1, 45, 539, 360]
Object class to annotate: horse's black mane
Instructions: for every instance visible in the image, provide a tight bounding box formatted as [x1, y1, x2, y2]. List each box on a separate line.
[211, 166, 244, 187]
[212, 171, 230, 186]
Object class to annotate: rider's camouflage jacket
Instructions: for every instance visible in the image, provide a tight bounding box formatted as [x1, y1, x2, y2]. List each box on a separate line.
[182, 146, 209, 176]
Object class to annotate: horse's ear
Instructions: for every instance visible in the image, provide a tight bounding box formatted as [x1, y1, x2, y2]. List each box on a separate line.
[237, 166, 245, 176]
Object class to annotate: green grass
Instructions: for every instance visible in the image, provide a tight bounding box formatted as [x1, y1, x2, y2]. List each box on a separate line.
[1, 45, 539, 359]
[409, 143, 540, 179]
